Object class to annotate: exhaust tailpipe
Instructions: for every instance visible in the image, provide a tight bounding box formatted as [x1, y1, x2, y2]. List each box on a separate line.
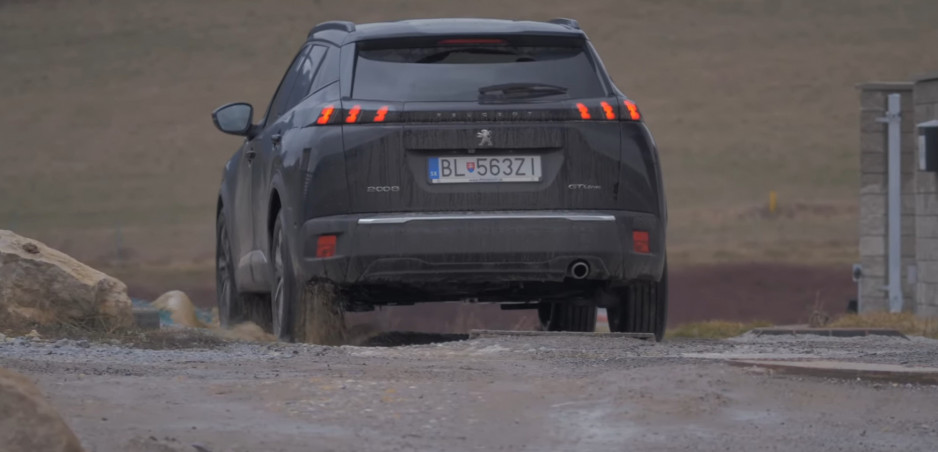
[569, 260, 591, 280]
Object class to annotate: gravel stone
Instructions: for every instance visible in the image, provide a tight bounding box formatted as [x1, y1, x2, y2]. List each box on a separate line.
[1, 331, 937, 451]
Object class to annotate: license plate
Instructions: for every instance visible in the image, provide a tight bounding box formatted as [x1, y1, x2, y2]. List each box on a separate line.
[428, 156, 542, 184]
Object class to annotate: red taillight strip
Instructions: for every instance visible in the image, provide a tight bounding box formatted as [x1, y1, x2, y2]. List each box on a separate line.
[576, 103, 591, 120]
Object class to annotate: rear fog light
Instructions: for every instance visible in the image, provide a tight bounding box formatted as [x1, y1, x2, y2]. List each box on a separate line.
[633, 231, 650, 254]
[316, 235, 337, 258]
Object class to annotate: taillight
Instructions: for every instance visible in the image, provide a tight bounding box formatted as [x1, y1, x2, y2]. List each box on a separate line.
[374, 105, 389, 122]
[622, 100, 641, 121]
[315, 105, 335, 125]
[311, 103, 396, 126]
[600, 101, 615, 120]
[569, 99, 641, 122]
[307, 100, 639, 125]
[345, 105, 362, 123]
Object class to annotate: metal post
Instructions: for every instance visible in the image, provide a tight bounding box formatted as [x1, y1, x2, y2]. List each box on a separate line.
[852, 263, 863, 313]
[880, 93, 904, 312]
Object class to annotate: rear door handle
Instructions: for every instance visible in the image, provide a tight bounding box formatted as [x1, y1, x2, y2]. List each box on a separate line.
[245, 147, 257, 161]
[271, 133, 282, 145]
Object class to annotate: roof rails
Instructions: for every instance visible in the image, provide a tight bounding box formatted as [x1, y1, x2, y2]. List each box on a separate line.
[547, 18, 580, 30]
[308, 20, 356, 38]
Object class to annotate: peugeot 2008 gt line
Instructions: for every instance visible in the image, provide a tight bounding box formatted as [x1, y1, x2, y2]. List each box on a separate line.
[211, 18, 668, 342]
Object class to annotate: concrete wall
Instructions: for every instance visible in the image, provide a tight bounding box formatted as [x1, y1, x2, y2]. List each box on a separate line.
[858, 76, 938, 316]
[914, 75, 938, 316]
[857, 83, 915, 313]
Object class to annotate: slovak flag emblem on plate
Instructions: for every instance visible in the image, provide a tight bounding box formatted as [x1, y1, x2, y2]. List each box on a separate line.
[466, 162, 476, 173]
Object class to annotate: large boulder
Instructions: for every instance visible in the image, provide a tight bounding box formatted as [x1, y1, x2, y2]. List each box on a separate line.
[0, 367, 86, 452]
[0, 230, 133, 330]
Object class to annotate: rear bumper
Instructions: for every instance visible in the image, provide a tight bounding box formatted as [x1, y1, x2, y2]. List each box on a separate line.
[294, 210, 665, 286]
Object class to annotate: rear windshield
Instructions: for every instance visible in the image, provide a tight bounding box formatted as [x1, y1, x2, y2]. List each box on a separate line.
[352, 40, 606, 102]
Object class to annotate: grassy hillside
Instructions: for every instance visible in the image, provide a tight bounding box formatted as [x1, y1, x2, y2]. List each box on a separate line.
[2, 0, 938, 290]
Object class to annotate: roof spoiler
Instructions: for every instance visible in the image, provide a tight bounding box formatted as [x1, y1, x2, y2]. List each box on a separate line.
[547, 18, 580, 30]
[308, 20, 356, 38]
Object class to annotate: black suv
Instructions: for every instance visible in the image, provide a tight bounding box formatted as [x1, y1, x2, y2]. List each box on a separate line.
[212, 18, 668, 342]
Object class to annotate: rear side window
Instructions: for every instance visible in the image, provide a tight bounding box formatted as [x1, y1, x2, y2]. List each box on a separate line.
[352, 38, 606, 102]
[288, 45, 326, 105]
[265, 45, 311, 123]
[310, 46, 340, 94]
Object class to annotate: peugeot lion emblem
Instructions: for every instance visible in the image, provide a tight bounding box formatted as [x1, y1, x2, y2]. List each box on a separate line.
[476, 129, 493, 147]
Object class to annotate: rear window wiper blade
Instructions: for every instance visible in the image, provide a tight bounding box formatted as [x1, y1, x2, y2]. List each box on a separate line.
[478, 83, 568, 100]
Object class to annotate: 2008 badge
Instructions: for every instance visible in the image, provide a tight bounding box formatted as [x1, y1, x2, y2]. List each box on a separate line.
[366, 186, 400, 192]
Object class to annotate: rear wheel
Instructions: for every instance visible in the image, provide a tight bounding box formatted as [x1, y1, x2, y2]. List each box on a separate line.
[538, 302, 597, 332]
[216, 211, 271, 330]
[270, 215, 296, 341]
[270, 212, 347, 344]
[608, 265, 668, 341]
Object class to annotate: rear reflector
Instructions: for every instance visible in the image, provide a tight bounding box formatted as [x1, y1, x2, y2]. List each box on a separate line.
[576, 103, 591, 120]
[633, 231, 650, 254]
[316, 105, 335, 125]
[623, 100, 641, 121]
[316, 235, 337, 258]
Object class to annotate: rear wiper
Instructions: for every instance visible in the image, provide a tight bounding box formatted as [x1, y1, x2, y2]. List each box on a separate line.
[478, 83, 568, 101]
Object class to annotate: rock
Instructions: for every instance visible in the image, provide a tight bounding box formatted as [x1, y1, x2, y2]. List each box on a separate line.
[0, 367, 86, 452]
[25, 329, 41, 341]
[150, 291, 208, 328]
[0, 230, 133, 329]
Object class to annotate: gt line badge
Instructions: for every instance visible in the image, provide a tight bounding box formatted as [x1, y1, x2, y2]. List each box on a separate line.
[568, 184, 602, 190]
[476, 129, 493, 147]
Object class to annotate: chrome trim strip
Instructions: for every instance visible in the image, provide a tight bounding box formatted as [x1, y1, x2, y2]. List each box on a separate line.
[357, 213, 616, 225]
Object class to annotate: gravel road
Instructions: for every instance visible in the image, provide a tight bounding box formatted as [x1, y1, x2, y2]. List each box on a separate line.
[1, 331, 937, 452]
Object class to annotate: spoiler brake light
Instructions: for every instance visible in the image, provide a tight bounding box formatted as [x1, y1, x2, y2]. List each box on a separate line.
[437, 38, 508, 45]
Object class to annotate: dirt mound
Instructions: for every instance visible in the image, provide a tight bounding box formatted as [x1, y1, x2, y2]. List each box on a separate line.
[0, 230, 133, 333]
[0, 367, 85, 452]
[148, 290, 276, 343]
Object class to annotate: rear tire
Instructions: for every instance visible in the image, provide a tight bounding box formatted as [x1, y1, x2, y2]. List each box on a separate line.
[216, 211, 271, 330]
[608, 264, 668, 341]
[270, 212, 347, 344]
[538, 303, 597, 332]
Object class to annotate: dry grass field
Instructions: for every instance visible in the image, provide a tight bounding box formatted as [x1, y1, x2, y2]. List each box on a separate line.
[2, 0, 938, 313]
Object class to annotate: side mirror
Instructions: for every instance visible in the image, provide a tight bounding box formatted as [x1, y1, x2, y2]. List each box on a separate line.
[212, 102, 254, 136]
